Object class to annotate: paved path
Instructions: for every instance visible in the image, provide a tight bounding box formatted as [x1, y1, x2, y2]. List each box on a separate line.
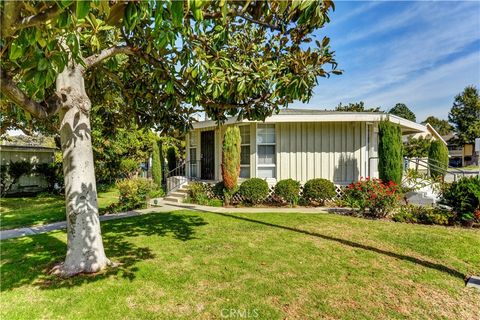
[0, 200, 341, 241]
[0, 204, 181, 241]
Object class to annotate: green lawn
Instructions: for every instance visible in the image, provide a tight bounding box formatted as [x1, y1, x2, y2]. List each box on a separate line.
[1, 210, 479, 319]
[0, 189, 119, 230]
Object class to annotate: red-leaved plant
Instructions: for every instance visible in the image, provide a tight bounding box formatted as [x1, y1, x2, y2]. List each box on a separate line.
[344, 177, 401, 218]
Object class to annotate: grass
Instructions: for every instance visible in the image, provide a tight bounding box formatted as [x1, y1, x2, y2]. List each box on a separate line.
[0, 188, 119, 230]
[1, 210, 479, 319]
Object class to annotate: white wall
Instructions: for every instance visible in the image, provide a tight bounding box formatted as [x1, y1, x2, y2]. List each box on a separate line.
[276, 122, 368, 184]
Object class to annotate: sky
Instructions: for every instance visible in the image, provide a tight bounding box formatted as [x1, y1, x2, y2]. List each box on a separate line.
[291, 0, 480, 122]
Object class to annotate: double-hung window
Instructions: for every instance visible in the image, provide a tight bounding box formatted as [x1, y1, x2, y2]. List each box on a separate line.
[239, 125, 251, 178]
[256, 124, 276, 179]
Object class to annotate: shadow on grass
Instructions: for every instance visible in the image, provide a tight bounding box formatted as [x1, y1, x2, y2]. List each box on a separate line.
[209, 211, 466, 280]
[0, 212, 207, 291]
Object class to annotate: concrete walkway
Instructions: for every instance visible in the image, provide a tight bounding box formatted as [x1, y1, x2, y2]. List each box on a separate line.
[0, 204, 181, 241]
[0, 199, 342, 240]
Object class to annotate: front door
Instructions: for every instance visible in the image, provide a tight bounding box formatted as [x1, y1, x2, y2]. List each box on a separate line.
[201, 130, 215, 180]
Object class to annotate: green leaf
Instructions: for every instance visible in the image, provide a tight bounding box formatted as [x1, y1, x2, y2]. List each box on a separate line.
[9, 42, 23, 60]
[76, 1, 91, 19]
[37, 58, 49, 71]
[45, 68, 56, 87]
[171, 0, 184, 27]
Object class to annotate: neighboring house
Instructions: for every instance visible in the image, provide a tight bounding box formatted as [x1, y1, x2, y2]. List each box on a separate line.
[442, 133, 475, 167]
[184, 110, 442, 186]
[0, 143, 56, 194]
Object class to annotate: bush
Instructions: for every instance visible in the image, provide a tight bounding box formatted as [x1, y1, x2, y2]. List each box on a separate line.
[378, 120, 403, 184]
[274, 179, 301, 206]
[0, 161, 33, 196]
[428, 140, 449, 179]
[344, 178, 400, 218]
[185, 182, 223, 206]
[119, 158, 140, 179]
[152, 141, 162, 188]
[302, 178, 336, 206]
[35, 162, 63, 192]
[239, 178, 269, 204]
[116, 178, 158, 211]
[442, 176, 480, 225]
[393, 205, 452, 225]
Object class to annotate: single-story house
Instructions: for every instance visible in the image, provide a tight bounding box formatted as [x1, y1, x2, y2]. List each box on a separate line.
[185, 110, 442, 186]
[0, 143, 57, 194]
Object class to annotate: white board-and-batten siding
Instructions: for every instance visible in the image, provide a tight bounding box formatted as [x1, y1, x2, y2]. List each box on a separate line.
[188, 121, 371, 185]
[277, 122, 367, 184]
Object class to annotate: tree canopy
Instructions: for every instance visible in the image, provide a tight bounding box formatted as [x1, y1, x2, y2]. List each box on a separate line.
[1, 1, 341, 128]
[0, 0, 342, 277]
[421, 116, 453, 136]
[388, 103, 416, 122]
[448, 85, 480, 144]
[335, 101, 380, 112]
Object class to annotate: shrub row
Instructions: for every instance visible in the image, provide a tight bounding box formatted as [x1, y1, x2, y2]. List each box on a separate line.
[186, 178, 336, 207]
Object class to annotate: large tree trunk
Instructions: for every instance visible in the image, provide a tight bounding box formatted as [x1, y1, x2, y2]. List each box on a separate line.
[52, 64, 110, 277]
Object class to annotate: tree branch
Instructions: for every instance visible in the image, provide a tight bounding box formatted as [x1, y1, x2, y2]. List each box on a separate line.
[17, 4, 64, 32]
[0, 69, 51, 119]
[84, 45, 136, 69]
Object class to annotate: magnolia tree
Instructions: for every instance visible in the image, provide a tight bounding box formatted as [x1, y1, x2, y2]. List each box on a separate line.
[0, 0, 340, 276]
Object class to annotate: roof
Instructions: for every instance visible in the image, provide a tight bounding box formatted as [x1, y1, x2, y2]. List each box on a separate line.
[0, 144, 57, 152]
[191, 109, 427, 134]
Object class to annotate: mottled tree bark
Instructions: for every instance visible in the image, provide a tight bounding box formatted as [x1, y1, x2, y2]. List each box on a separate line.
[51, 64, 110, 277]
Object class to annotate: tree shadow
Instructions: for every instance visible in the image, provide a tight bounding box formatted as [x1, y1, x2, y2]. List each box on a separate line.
[207, 211, 466, 280]
[0, 212, 207, 291]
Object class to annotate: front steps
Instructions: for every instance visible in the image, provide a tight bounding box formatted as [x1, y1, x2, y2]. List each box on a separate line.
[164, 184, 189, 203]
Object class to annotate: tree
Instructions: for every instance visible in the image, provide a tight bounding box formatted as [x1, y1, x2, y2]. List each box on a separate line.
[389, 103, 416, 122]
[421, 116, 453, 136]
[378, 120, 403, 184]
[403, 136, 431, 158]
[335, 101, 380, 112]
[152, 141, 162, 188]
[448, 85, 480, 144]
[221, 126, 241, 204]
[428, 140, 449, 179]
[1, 1, 340, 276]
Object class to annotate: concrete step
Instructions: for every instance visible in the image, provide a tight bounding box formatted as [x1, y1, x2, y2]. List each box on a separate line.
[175, 188, 189, 194]
[164, 196, 182, 203]
[169, 191, 187, 198]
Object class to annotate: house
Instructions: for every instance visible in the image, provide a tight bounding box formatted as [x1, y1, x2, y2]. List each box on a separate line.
[185, 110, 441, 185]
[183, 110, 442, 187]
[0, 142, 57, 194]
[442, 133, 475, 167]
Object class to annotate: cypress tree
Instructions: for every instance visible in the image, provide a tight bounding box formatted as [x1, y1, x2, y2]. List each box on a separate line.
[378, 120, 403, 184]
[222, 126, 241, 203]
[428, 140, 449, 179]
[152, 141, 162, 187]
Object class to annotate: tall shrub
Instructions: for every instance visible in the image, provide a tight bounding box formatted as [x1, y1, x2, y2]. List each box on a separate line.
[167, 146, 177, 172]
[428, 140, 449, 179]
[378, 120, 403, 184]
[222, 126, 241, 204]
[152, 141, 162, 188]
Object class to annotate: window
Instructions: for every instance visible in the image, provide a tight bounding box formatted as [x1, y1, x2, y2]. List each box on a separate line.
[256, 124, 276, 179]
[239, 125, 250, 178]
